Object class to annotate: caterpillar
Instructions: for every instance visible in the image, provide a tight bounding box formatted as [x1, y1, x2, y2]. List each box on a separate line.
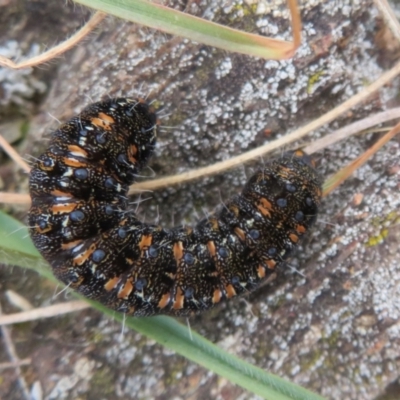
[28, 98, 323, 317]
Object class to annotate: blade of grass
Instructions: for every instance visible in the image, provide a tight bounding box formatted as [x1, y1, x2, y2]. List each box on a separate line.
[94, 302, 326, 400]
[0, 211, 40, 257]
[0, 211, 52, 278]
[74, 0, 301, 60]
[0, 210, 325, 400]
[323, 121, 400, 196]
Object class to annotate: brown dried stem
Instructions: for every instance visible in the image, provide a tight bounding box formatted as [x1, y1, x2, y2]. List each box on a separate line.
[0, 304, 31, 399]
[0, 134, 31, 173]
[0, 12, 106, 70]
[0, 300, 90, 326]
[130, 59, 400, 193]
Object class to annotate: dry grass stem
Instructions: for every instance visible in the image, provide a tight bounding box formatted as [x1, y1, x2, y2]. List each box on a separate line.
[0, 134, 30, 173]
[2, 105, 400, 207]
[304, 107, 400, 154]
[0, 192, 30, 204]
[374, 0, 400, 42]
[0, 304, 31, 399]
[323, 121, 400, 196]
[5, 290, 34, 311]
[0, 11, 106, 69]
[0, 359, 31, 370]
[0, 300, 90, 326]
[130, 58, 400, 193]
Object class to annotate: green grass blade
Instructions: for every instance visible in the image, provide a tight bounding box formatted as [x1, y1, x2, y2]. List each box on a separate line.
[0, 211, 40, 257]
[0, 210, 325, 400]
[74, 0, 298, 59]
[0, 210, 54, 279]
[96, 305, 325, 400]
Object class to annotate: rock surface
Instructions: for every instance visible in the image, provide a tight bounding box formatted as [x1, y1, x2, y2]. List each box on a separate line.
[1, 0, 400, 399]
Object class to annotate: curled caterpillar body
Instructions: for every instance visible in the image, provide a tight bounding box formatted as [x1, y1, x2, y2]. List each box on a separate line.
[29, 98, 322, 317]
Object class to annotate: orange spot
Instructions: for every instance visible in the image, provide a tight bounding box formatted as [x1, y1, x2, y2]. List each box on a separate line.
[51, 189, 73, 197]
[91, 118, 108, 130]
[119, 218, 128, 226]
[292, 150, 316, 168]
[279, 166, 291, 174]
[257, 197, 273, 217]
[353, 193, 364, 206]
[127, 144, 137, 164]
[234, 227, 246, 242]
[294, 149, 305, 158]
[70, 275, 84, 288]
[98, 112, 115, 124]
[209, 217, 219, 230]
[158, 292, 171, 309]
[67, 145, 88, 158]
[212, 288, 222, 303]
[51, 203, 77, 214]
[172, 286, 184, 310]
[289, 233, 299, 243]
[63, 157, 87, 168]
[296, 225, 306, 234]
[266, 259, 276, 269]
[104, 277, 120, 291]
[225, 284, 236, 298]
[207, 241, 216, 257]
[257, 204, 270, 217]
[91, 114, 114, 131]
[264, 128, 272, 137]
[129, 144, 137, 155]
[229, 205, 240, 217]
[39, 161, 54, 171]
[73, 243, 96, 265]
[36, 223, 52, 234]
[139, 235, 152, 251]
[260, 197, 273, 210]
[117, 278, 133, 299]
[61, 239, 83, 250]
[257, 265, 266, 278]
[173, 241, 183, 265]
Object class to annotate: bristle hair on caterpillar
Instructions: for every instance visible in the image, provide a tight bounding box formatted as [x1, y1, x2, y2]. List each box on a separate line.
[28, 97, 323, 317]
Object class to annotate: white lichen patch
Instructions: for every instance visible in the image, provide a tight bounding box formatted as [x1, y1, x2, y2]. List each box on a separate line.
[215, 57, 233, 79]
[47, 357, 95, 400]
[0, 40, 47, 107]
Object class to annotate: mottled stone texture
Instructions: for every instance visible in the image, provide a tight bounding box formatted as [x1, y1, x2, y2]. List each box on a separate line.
[2, 0, 400, 399]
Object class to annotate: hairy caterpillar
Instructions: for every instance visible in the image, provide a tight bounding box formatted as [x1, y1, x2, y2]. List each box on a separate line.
[28, 98, 322, 316]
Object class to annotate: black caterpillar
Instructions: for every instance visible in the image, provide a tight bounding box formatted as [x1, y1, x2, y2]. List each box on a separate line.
[28, 98, 322, 317]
